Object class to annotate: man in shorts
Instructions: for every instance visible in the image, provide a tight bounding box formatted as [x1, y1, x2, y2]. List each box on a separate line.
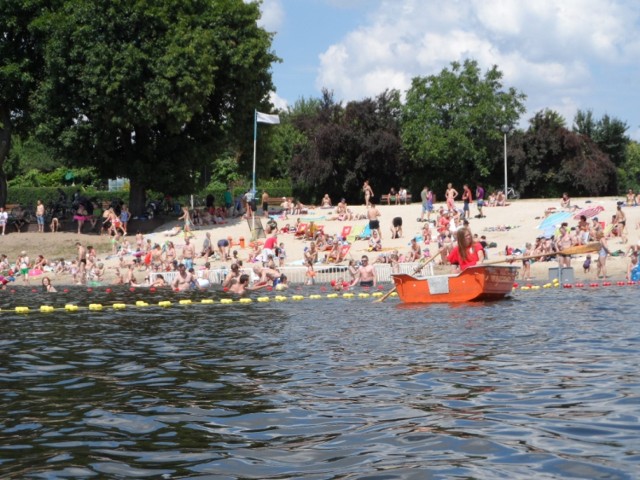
[367, 203, 382, 240]
[351, 255, 377, 288]
[419, 186, 433, 222]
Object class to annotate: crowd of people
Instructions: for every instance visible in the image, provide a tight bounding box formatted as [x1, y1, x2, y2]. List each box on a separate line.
[3, 182, 639, 293]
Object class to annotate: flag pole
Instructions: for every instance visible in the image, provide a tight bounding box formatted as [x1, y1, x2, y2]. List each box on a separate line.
[252, 109, 258, 199]
[251, 110, 257, 238]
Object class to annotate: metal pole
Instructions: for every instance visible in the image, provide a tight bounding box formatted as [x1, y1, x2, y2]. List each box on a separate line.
[503, 132, 508, 200]
[252, 110, 257, 198]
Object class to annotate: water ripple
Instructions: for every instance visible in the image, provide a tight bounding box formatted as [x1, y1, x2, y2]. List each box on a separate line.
[0, 287, 638, 478]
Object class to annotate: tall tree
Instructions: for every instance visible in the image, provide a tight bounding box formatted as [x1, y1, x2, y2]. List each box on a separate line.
[31, 0, 277, 214]
[401, 59, 526, 194]
[289, 89, 407, 203]
[512, 109, 615, 197]
[0, 0, 55, 206]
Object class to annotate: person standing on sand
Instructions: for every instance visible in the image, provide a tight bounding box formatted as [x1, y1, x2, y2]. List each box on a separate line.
[555, 223, 572, 268]
[367, 202, 382, 240]
[475, 184, 485, 218]
[461, 184, 473, 220]
[36, 200, 45, 233]
[261, 190, 269, 218]
[362, 180, 374, 207]
[445, 183, 458, 212]
[419, 186, 433, 223]
[0, 207, 7, 235]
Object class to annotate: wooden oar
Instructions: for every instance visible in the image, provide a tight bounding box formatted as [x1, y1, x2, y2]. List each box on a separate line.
[482, 242, 600, 266]
[375, 251, 442, 303]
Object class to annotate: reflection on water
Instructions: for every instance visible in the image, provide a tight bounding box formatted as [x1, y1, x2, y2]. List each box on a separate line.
[1, 287, 639, 478]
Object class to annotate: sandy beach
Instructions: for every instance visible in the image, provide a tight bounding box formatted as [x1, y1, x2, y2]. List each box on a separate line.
[2, 195, 638, 286]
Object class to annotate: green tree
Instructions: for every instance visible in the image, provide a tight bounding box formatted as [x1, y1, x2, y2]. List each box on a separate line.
[31, 0, 277, 214]
[401, 59, 526, 194]
[618, 141, 640, 192]
[0, 0, 55, 206]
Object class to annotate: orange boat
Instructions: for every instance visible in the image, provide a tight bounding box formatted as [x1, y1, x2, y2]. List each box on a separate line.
[391, 265, 518, 304]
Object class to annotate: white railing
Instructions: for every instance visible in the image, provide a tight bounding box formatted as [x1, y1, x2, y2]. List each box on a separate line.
[149, 261, 434, 286]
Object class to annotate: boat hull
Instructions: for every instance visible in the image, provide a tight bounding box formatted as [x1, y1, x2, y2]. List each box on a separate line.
[391, 266, 518, 304]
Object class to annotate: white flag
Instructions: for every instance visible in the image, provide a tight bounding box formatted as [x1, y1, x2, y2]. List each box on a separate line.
[256, 111, 280, 125]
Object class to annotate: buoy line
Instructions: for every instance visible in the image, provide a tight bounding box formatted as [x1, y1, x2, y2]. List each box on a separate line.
[5, 291, 395, 314]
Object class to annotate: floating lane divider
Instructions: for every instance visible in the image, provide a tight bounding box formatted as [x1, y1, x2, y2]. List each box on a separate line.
[7, 280, 637, 314]
[6, 292, 397, 314]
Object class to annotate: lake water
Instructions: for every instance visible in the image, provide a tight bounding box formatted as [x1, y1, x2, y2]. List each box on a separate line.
[1, 286, 639, 479]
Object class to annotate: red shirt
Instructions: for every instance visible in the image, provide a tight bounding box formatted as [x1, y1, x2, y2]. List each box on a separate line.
[447, 242, 483, 270]
[264, 236, 277, 250]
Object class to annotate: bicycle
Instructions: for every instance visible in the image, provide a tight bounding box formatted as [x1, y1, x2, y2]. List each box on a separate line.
[506, 187, 520, 200]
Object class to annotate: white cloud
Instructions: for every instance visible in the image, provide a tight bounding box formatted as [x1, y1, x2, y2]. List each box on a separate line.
[316, 0, 640, 136]
[269, 91, 288, 111]
[256, 0, 284, 31]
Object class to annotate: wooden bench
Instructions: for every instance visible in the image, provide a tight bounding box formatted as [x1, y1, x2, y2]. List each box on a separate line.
[380, 193, 412, 205]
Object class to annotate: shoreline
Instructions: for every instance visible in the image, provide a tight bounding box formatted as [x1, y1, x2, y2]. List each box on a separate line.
[2, 196, 638, 288]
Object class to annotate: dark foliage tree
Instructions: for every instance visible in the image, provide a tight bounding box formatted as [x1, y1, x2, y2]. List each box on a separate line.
[289, 89, 408, 203]
[511, 109, 615, 197]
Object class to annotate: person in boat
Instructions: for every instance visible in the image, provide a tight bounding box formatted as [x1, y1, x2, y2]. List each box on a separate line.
[447, 227, 485, 271]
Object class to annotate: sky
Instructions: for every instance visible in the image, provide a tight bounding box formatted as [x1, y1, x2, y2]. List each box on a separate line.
[258, 0, 640, 141]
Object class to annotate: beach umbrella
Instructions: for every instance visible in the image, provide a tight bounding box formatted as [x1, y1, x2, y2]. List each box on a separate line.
[537, 211, 573, 230]
[573, 205, 605, 219]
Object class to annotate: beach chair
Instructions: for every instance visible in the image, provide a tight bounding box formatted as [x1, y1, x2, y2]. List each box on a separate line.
[294, 223, 308, 238]
[328, 244, 351, 263]
[340, 225, 352, 239]
[356, 224, 372, 240]
[346, 224, 365, 243]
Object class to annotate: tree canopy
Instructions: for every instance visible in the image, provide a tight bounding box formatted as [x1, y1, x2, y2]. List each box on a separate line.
[27, 0, 277, 213]
[400, 59, 526, 194]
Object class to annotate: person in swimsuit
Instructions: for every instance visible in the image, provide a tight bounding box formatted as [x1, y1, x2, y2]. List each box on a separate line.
[445, 183, 458, 212]
[351, 255, 376, 287]
[367, 203, 381, 240]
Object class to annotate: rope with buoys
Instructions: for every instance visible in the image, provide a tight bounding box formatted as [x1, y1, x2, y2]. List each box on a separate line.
[5, 291, 397, 314]
[5, 277, 637, 314]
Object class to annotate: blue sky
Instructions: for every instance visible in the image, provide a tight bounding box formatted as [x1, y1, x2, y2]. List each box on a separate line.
[259, 0, 640, 141]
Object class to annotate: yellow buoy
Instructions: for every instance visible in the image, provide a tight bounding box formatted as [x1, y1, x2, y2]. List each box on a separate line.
[371, 292, 383, 297]
[65, 304, 79, 312]
[326, 293, 338, 299]
[158, 301, 171, 308]
[40, 305, 55, 313]
[343, 293, 354, 298]
[220, 298, 233, 304]
[291, 295, 304, 301]
[239, 298, 252, 303]
[309, 294, 322, 300]
[112, 303, 126, 310]
[358, 293, 370, 298]
[15, 306, 29, 314]
[257, 297, 270, 302]
[201, 299, 214, 304]
[274, 295, 287, 302]
[89, 303, 103, 311]
[135, 301, 149, 307]
[179, 299, 192, 305]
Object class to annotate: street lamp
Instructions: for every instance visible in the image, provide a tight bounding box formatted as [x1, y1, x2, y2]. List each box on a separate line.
[501, 124, 511, 199]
